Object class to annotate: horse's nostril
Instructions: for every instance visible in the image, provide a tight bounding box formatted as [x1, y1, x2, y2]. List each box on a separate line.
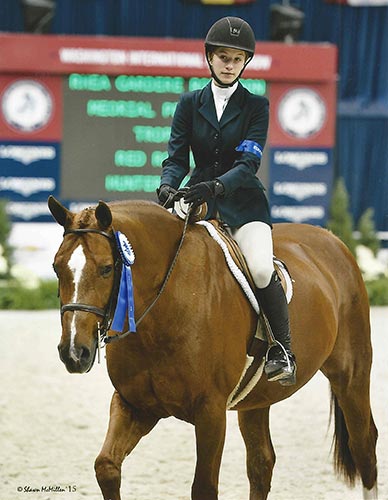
[80, 346, 91, 362]
[58, 343, 66, 361]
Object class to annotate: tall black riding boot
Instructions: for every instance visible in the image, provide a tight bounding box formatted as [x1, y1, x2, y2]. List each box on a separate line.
[256, 271, 296, 386]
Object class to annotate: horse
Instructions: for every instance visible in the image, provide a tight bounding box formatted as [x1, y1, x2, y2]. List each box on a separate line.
[48, 195, 378, 500]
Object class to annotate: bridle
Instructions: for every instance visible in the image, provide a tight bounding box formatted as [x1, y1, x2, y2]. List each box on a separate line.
[60, 227, 122, 349]
[59, 207, 192, 351]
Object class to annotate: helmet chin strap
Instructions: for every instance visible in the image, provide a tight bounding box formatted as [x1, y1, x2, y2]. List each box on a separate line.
[211, 71, 238, 88]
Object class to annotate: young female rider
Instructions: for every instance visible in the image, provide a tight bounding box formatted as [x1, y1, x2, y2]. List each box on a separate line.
[157, 16, 296, 385]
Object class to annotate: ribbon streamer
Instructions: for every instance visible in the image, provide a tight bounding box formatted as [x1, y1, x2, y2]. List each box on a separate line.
[111, 232, 136, 333]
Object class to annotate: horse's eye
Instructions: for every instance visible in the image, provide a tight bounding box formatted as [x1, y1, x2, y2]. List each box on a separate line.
[100, 265, 113, 277]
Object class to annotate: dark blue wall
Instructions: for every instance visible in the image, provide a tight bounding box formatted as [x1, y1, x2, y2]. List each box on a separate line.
[2, 0, 388, 232]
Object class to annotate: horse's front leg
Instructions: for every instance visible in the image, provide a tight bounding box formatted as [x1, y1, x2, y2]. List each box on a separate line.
[95, 391, 159, 500]
[192, 400, 227, 500]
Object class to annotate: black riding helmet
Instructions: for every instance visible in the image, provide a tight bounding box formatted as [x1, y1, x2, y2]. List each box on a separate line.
[205, 17, 256, 87]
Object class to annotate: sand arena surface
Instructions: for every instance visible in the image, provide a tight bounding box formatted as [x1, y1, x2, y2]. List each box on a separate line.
[0, 308, 387, 500]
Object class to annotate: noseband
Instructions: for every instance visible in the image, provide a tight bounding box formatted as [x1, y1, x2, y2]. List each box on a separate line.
[60, 227, 122, 345]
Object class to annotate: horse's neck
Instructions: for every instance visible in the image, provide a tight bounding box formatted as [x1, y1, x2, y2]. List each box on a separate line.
[113, 205, 184, 288]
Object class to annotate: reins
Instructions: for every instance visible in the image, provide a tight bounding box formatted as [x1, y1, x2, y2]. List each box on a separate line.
[60, 204, 193, 348]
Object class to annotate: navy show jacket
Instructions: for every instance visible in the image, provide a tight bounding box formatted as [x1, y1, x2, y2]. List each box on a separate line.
[161, 81, 271, 228]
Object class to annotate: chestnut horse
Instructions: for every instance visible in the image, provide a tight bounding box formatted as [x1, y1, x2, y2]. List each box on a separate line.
[48, 195, 378, 500]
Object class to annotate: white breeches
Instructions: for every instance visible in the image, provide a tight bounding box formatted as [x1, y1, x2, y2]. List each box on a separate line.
[230, 221, 274, 289]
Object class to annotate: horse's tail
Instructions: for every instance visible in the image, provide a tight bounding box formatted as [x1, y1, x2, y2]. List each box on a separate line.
[330, 390, 357, 485]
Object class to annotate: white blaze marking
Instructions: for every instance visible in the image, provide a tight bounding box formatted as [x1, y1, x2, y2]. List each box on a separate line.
[67, 244, 86, 361]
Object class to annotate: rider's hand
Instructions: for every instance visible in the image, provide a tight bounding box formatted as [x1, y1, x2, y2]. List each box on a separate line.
[183, 180, 224, 208]
[156, 184, 178, 208]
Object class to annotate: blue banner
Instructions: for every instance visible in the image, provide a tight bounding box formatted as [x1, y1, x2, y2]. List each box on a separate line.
[0, 141, 60, 201]
[269, 147, 334, 225]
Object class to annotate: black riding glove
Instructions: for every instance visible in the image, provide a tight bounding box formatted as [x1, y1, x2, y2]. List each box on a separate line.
[156, 184, 178, 208]
[183, 180, 224, 208]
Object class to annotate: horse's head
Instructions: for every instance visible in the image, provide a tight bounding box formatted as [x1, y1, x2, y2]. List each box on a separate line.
[48, 196, 118, 373]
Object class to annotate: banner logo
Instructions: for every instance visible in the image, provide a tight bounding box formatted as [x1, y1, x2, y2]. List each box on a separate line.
[0, 145, 56, 165]
[277, 88, 326, 139]
[1, 80, 53, 132]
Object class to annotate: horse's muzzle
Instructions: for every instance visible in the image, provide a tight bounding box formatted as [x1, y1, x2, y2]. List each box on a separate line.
[58, 340, 96, 373]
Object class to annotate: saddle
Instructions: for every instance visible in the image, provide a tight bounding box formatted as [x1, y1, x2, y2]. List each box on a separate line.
[202, 220, 291, 296]
[207, 220, 256, 289]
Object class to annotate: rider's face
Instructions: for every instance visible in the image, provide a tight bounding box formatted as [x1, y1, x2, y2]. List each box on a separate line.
[209, 47, 247, 86]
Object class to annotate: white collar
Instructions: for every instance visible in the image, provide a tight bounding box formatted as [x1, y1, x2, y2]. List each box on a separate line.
[211, 81, 238, 121]
[211, 80, 238, 101]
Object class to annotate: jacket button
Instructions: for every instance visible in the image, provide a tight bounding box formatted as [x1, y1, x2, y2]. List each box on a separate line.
[215, 148, 220, 155]
[214, 134, 219, 140]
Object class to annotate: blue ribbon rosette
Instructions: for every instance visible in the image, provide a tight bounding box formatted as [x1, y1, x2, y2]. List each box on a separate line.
[111, 231, 136, 333]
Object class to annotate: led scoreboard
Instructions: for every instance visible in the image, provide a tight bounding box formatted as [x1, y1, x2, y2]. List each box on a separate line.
[0, 33, 336, 225]
[62, 74, 266, 201]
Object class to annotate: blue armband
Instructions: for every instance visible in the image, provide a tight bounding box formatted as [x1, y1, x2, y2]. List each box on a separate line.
[235, 140, 263, 158]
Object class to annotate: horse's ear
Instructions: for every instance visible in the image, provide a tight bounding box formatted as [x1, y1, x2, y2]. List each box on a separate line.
[48, 195, 73, 228]
[95, 201, 112, 229]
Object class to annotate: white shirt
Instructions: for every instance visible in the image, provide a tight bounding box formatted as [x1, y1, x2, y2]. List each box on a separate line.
[211, 81, 238, 121]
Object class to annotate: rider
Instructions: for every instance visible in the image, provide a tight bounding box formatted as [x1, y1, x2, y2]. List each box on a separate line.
[157, 16, 296, 385]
